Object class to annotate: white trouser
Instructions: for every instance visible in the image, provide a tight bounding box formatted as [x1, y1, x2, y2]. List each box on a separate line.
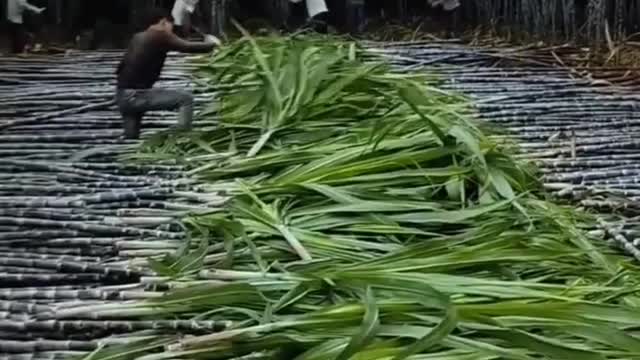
[428, 0, 461, 11]
[290, 0, 328, 18]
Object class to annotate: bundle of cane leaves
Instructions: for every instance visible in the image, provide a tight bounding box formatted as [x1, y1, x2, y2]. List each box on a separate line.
[81, 238, 640, 360]
[138, 35, 455, 165]
[92, 35, 640, 360]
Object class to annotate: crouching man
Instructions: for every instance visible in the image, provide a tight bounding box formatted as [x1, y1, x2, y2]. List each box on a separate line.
[115, 8, 221, 139]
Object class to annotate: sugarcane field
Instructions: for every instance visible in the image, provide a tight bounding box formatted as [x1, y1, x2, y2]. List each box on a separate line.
[6, 0, 640, 359]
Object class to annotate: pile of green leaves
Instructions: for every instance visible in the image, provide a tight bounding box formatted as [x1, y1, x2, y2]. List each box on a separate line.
[100, 35, 640, 360]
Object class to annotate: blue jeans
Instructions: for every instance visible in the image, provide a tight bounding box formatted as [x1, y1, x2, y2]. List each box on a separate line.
[115, 88, 193, 139]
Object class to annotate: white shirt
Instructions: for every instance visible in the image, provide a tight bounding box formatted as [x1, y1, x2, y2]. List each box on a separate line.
[6, 0, 40, 24]
[171, 0, 200, 26]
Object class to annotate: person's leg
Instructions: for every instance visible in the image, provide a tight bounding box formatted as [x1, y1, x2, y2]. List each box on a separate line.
[309, 11, 329, 33]
[121, 113, 142, 139]
[173, 25, 185, 38]
[138, 89, 194, 130]
[116, 89, 142, 139]
[8, 23, 18, 53]
[116, 88, 194, 138]
[176, 100, 194, 129]
[9, 22, 27, 54]
[17, 25, 29, 54]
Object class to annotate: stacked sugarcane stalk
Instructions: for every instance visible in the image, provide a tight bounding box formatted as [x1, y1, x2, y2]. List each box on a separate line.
[69, 36, 640, 360]
[0, 51, 226, 358]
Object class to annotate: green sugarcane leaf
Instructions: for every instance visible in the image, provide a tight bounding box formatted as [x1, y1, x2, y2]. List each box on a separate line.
[192, 136, 217, 154]
[220, 227, 235, 269]
[366, 109, 402, 153]
[172, 237, 209, 274]
[489, 168, 515, 200]
[314, 65, 376, 104]
[444, 335, 535, 360]
[232, 198, 276, 226]
[222, 89, 264, 120]
[147, 258, 179, 277]
[155, 282, 262, 308]
[271, 147, 363, 184]
[169, 237, 192, 264]
[445, 176, 462, 201]
[348, 43, 357, 61]
[562, 324, 640, 351]
[79, 337, 174, 360]
[387, 200, 511, 224]
[292, 201, 444, 217]
[232, 21, 282, 107]
[478, 182, 495, 204]
[276, 223, 312, 261]
[239, 225, 268, 273]
[449, 125, 485, 165]
[481, 329, 605, 360]
[228, 129, 237, 153]
[302, 184, 361, 204]
[274, 282, 318, 312]
[294, 339, 350, 360]
[301, 52, 343, 107]
[324, 166, 468, 185]
[391, 305, 458, 360]
[335, 287, 380, 360]
[329, 272, 451, 310]
[398, 83, 448, 144]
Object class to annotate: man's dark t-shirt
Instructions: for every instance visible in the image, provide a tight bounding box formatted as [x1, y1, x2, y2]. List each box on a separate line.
[117, 29, 214, 89]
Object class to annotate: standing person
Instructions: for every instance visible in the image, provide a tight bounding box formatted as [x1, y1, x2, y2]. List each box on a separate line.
[171, 0, 200, 38]
[292, 0, 329, 33]
[115, 8, 221, 139]
[6, 0, 45, 53]
[345, 0, 365, 34]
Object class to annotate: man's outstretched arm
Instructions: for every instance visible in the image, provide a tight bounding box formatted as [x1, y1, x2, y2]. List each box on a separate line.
[20, 0, 45, 14]
[164, 31, 220, 53]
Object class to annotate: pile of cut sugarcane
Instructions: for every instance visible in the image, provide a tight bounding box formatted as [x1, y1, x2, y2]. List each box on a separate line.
[368, 42, 640, 207]
[3, 37, 640, 360]
[366, 42, 640, 259]
[75, 36, 640, 360]
[0, 52, 225, 358]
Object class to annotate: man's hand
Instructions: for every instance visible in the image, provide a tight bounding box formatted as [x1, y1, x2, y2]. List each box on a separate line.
[36, 7, 46, 14]
[204, 34, 222, 47]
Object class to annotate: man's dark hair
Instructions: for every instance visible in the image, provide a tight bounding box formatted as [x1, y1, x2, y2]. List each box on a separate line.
[141, 8, 174, 29]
